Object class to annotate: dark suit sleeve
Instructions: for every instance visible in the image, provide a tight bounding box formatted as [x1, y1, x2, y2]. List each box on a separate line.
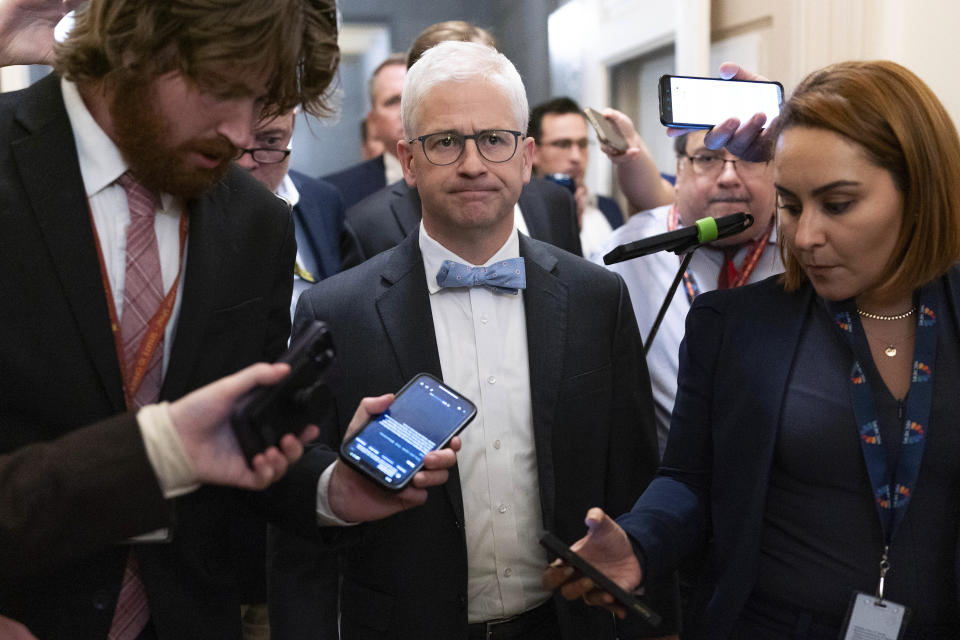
[616, 299, 721, 583]
[605, 275, 680, 637]
[0, 413, 169, 579]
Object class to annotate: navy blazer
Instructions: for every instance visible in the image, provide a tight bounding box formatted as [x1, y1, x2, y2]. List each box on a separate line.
[618, 269, 960, 639]
[289, 170, 344, 281]
[270, 230, 667, 639]
[339, 177, 582, 270]
[0, 74, 294, 638]
[322, 154, 386, 210]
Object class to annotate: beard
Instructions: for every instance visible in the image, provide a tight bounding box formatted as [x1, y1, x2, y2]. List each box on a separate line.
[109, 77, 237, 200]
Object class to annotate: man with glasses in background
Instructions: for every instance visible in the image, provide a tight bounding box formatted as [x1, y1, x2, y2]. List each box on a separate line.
[236, 111, 345, 318]
[594, 130, 781, 454]
[529, 97, 625, 258]
[276, 41, 671, 639]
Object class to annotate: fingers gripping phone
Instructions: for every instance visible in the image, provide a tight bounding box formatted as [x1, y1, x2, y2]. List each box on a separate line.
[339, 373, 477, 491]
[659, 74, 784, 129]
[540, 531, 662, 626]
[583, 107, 629, 152]
[230, 321, 335, 466]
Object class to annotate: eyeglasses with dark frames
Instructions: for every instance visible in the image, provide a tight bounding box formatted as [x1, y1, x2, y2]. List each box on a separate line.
[677, 151, 768, 178]
[235, 147, 292, 165]
[410, 129, 523, 166]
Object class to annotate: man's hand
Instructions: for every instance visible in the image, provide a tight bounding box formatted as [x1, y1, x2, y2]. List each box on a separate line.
[0, 0, 81, 66]
[667, 62, 777, 162]
[328, 394, 461, 523]
[0, 615, 38, 640]
[167, 362, 319, 490]
[542, 507, 643, 619]
[599, 108, 675, 212]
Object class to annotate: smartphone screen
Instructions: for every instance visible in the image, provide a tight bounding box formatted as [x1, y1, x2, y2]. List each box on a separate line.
[340, 373, 476, 490]
[659, 75, 783, 129]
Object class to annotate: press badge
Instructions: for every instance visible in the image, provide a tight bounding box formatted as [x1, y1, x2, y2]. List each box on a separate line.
[841, 592, 909, 640]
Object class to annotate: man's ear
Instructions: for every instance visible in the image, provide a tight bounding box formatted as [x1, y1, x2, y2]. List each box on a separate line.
[520, 136, 536, 184]
[398, 139, 417, 187]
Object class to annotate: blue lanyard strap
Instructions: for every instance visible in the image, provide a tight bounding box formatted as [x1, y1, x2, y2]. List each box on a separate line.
[827, 286, 938, 545]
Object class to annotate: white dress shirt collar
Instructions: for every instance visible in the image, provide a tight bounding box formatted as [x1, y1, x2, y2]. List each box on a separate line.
[276, 172, 300, 207]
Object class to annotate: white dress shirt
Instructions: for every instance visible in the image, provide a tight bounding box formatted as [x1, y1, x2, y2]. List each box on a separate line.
[61, 78, 186, 373]
[593, 204, 782, 453]
[418, 223, 551, 622]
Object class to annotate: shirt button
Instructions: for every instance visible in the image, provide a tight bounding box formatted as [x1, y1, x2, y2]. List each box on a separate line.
[497, 503, 508, 513]
[480, 314, 489, 324]
[504, 568, 513, 577]
[493, 439, 501, 449]
[487, 376, 496, 385]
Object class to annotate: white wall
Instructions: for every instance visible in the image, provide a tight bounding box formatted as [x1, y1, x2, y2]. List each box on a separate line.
[549, 0, 960, 191]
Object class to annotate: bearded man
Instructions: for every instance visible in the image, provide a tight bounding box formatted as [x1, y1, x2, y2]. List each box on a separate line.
[0, 0, 339, 638]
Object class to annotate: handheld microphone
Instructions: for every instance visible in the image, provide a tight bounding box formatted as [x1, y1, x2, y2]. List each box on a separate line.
[603, 212, 754, 265]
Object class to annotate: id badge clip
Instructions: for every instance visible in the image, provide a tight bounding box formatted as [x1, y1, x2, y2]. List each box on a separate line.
[841, 548, 910, 640]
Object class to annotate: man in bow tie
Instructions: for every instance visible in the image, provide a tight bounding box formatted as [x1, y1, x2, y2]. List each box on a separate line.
[274, 40, 671, 639]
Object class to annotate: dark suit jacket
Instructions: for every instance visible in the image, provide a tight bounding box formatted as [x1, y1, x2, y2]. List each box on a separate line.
[0, 74, 294, 639]
[618, 270, 960, 639]
[323, 154, 386, 210]
[270, 230, 665, 639]
[597, 194, 624, 229]
[289, 170, 344, 282]
[0, 413, 168, 580]
[339, 177, 582, 269]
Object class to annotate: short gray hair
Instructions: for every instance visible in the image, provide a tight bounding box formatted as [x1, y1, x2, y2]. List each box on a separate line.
[401, 41, 528, 139]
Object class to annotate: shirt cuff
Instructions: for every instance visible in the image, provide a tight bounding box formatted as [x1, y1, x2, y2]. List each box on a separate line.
[137, 402, 201, 498]
[315, 462, 359, 527]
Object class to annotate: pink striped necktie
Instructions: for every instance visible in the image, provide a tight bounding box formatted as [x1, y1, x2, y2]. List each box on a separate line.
[109, 171, 162, 640]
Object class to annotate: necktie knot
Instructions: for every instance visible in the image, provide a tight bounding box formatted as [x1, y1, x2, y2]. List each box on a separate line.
[116, 172, 160, 220]
[436, 257, 526, 294]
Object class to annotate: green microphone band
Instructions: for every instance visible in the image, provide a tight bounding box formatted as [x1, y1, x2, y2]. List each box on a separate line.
[695, 217, 718, 243]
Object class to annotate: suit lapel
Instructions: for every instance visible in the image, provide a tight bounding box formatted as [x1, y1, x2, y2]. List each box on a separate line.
[160, 194, 222, 400]
[12, 75, 126, 412]
[519, 236, 566, 532]
[374, 233, 464, 523]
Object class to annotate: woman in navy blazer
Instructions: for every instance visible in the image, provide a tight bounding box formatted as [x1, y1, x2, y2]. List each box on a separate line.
[546, 60, 960, 639]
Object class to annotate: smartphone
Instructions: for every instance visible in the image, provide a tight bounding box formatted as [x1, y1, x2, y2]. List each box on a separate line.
[230, 320, 335, 466]
[339, 373, 477, 491]
[540, 531, 662, 626]
[583, 107, 629, 152]
[659, 74, 784, 129]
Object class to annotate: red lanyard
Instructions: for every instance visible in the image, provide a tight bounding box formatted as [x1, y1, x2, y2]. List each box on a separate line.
[667, 204, 772, 296]
[89, 206, 188, 409]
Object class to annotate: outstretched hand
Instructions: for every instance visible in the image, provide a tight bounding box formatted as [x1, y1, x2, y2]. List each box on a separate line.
[0, 0, 80, 66]
[542, 507, 643, 619]
[168, 362, 319, 490]
[667, 61, 777, 162]
[327, 394, 461, 523]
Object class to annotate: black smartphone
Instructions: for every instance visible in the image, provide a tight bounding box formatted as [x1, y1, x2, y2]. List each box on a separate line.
[339, 373, 476, 491]
[659, 74, 784, 129]
[230, 320, 335, 466]
[540, 531, 662, 626]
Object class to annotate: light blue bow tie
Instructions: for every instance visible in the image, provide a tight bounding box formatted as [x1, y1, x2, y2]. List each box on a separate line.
[435, 258, 526, 295]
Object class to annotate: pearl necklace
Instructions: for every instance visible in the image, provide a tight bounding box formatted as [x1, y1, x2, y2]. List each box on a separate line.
[856, 306, 916, 321]
[857, 307, 916, 357]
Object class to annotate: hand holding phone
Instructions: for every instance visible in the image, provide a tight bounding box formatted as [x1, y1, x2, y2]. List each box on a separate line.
[339, 373, 476, 491]
[540, 531, 661, 625]
[659, 73, 783, 130]
[230, 321, 335, 466]
[584, 107, 629, 152]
